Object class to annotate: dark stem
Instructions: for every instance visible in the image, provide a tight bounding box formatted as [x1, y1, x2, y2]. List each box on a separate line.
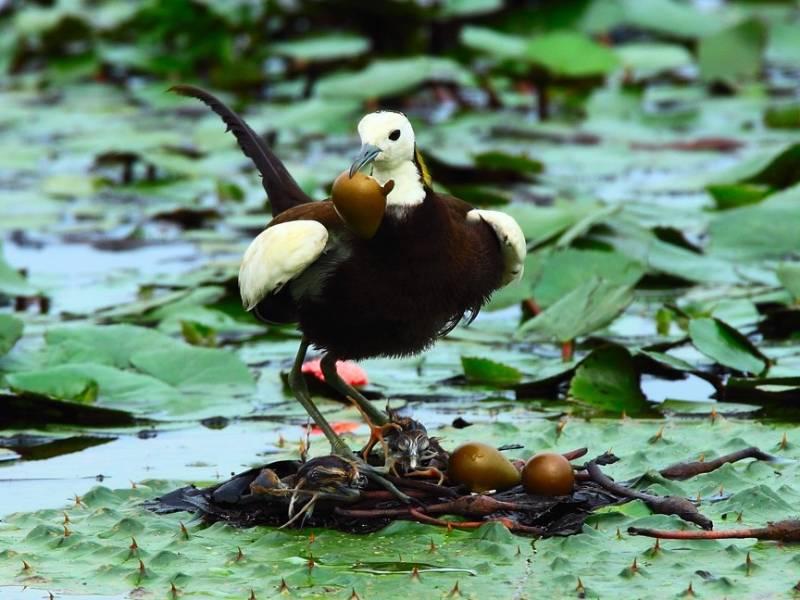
[586, 462, 712, 530]
[561, 340, 574, 362]
[659, 447, 776, 480]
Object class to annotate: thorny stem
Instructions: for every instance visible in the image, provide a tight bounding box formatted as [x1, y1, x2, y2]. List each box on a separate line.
[628, 520, 800, 542]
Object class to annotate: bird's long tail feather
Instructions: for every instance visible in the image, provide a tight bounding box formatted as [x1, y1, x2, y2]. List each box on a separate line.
[170, 84, 310, 217]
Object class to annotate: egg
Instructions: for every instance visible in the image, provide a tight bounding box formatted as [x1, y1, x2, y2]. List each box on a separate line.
[521, 452, 574, 496]
[447, 442, 521, 493]
[331, 170, 393, 239]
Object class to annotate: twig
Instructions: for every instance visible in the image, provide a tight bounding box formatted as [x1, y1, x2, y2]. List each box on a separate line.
[563, 447, 588, 461]
[586, 462, 712, 530]
[660, 447, 776, 480]
[337, 494, 523, 520]
[408, 508, 544, 535]
[628, 520, 800, 542]
[386, 476, 459, 497]
[357, 489, 434, 501]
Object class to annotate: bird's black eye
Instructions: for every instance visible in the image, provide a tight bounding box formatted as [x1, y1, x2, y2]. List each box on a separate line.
[388, 129, 401, 141]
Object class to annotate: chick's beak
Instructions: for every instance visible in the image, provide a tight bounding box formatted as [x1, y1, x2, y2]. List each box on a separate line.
[349, 144, 381, 177]
[408, 451, 418, 471]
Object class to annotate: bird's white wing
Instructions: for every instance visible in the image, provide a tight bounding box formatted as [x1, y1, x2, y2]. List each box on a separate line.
[467, 209, 526, 286]
[239, 220, 328, 310]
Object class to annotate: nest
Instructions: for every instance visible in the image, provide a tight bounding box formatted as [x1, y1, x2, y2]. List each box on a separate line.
[147, 446, 775, 536]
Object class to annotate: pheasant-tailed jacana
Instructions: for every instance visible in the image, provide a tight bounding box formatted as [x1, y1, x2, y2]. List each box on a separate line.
[171, 86, 526, 495]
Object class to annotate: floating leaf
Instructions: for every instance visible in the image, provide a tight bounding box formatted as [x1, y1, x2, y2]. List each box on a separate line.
[460, 25, 526, 60]
[502, 202, 602, 249]
[777, 263, 800, 303]
[766, 21, 800, 66]
[462, 28, 618, 78]
[0, 314, 23, 357]
[532, 249, 644, 309]
[581, 0, 723, 39]
[615, 43, 692, 79]
[461, 356, 522, 386]
[526, 31, 619, 78]
[472, 151, 542, 175]
[688, 318, 768, 375]
[708, 185, 800, 260]
[44, 324, 178, 369]
[706, 183, 772, 210]
[764, 103, 800, 130]
[5, 363, 178, 410]
[568, 345, 647, 413]
[130, 345, 254, 389]
[315, 57, 474, 100]
[439, 0, 502, 18]
[518, 278, 634, 342]
[709, 143, 800, 190]
[0, 241, 38, 297]
[270, 34, 369, 61]
[646, 240, 740, 284]
[698, 18, 766, 85]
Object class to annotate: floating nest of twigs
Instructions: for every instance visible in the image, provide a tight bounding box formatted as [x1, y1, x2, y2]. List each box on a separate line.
[148, 445, 779, 537]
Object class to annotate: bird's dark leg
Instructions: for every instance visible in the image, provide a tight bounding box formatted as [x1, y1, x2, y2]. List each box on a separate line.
[291, 342, 412, 504]
[289, 337, 354, 458]
[320, 353, 388, 426]
[320, 353, 403, 462]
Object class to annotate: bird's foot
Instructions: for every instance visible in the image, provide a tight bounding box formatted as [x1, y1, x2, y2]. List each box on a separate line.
[312, 434, 412, 505]
[404, 467, 446, 486]
[360, 419, 403, 461]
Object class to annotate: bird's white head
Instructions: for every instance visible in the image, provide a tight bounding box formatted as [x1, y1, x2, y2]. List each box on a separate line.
[350, 111, 425, 209]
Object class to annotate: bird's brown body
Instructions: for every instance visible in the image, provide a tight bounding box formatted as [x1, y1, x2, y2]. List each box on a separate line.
[172, 85, 524, 493]
[256, 192, 504, 360]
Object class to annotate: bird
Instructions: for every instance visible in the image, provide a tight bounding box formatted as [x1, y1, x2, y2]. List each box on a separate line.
[171, 85, 526, 498]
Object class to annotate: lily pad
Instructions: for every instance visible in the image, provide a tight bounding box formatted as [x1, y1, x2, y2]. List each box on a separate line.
[315, 57, 474, 100]
[777, 263, 800, 303]
[615, 43, 692, 80]
[709, 143, 800, 190]
[0, 314, 23, 357]
[0, 242, 38, 297]
[270, 34, 369, 61]
[706, 183, 772, 210]
[519, 278, 634, 342]
[526, 31, 619, 78]
[698, 18, 766, 85]
[532, 249, 644, 309]
[568, 345, 647, 413]
[708, 185, 800, 260]
[130, 345, 254, 389]
[688, 318, 768, 376]
[461, 356, 522, 386]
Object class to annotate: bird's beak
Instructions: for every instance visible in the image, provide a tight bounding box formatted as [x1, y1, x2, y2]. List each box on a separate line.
[349, 144, 381, 177]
